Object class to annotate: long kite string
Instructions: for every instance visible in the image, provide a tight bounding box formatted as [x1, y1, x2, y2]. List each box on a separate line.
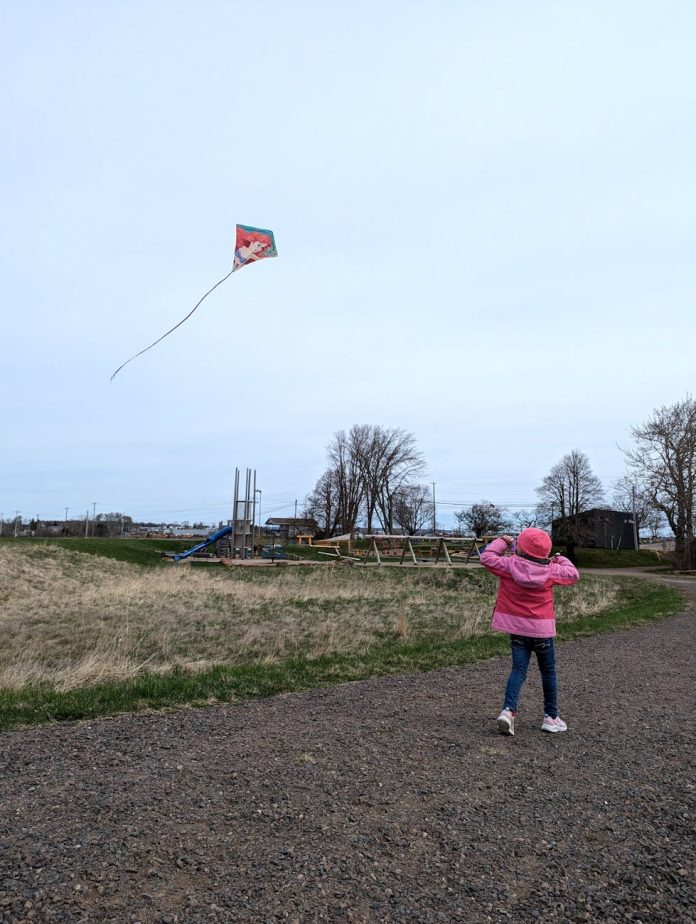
[110, 268, 235, 381]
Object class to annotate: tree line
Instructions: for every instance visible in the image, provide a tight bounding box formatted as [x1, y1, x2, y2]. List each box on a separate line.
[305, 395, 696, 570]
[305, 425, 433, 537]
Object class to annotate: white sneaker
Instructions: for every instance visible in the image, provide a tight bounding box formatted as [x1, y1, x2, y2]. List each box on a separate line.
[497, 709, 515, 736]
[541, 715, 568, 733]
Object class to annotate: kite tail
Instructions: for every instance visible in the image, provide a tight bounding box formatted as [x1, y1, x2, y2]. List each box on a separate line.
[110, 269, 235, 381]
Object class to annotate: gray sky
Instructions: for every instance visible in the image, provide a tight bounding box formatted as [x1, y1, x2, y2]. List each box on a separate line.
[2, 1, 694, 527]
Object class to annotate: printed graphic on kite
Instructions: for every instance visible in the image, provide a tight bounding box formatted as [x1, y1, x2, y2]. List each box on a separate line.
[110, 224, 278, 381]
[233, 225, 277, 272]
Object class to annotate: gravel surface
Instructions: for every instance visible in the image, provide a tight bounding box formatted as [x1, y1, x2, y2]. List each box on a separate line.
[1, 575, 694, 923]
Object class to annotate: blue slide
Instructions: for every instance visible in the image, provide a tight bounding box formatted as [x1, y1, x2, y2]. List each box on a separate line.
[173, 525, 232, 561]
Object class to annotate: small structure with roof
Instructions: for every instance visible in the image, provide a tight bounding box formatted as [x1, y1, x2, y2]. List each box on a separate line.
[552, 508, 638, 550]
[265, 517, 318, 542]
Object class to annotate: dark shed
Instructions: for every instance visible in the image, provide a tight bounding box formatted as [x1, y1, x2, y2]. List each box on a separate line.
[552, 508, 637, 550]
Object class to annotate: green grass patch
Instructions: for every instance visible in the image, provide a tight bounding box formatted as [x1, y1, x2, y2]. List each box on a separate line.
[0, 536, 192, 566]
[573, 548, 669, 568]
[0, 578, 685, 731]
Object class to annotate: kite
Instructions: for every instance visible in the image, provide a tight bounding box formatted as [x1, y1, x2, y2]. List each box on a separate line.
[110, 224, 277, 380]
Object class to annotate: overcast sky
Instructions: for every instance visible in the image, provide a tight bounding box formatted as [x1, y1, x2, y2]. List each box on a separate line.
[1, 1, 694, 527]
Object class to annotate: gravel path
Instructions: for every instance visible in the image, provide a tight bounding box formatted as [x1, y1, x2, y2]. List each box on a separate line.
[1, 575, 694, 923]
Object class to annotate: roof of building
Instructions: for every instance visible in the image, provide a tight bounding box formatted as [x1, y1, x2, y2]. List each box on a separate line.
[265, 517, 318, 527]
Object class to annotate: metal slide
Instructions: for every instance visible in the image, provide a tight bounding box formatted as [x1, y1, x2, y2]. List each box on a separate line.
[173, 525, 232, 561]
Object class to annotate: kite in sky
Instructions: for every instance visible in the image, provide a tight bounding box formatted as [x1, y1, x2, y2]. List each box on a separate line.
[110, 224, 277, 381]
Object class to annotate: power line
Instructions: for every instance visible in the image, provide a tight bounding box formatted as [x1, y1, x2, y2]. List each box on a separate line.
[436, 502, 541, 508]
[434, 481, 540, 487]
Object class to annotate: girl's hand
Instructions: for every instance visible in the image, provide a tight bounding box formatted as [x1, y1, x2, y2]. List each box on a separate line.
[501, 535, 514, 546]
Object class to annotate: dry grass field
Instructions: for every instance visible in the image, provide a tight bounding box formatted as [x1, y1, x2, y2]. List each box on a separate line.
[0, 542, 620, 693]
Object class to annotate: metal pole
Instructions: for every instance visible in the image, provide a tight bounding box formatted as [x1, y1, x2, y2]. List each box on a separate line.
[432, 482, 436, 534]
[251, 477, 258, 558]
[257, 490, 262, 540]
[231, 468, 239, 558]
[14, 511, 20, 538]
[245, 468, 252, 558]
[64, 507, 69, 536]
[631, 485, 639, 551]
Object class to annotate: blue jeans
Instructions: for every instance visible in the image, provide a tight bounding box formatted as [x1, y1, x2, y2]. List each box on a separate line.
[503, 634, 558, 718]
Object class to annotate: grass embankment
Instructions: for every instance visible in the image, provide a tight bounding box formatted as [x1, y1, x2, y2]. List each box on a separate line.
[573, 548, 670, 568]
[0, 536, 193, 566]
[0, 539, 686, 730]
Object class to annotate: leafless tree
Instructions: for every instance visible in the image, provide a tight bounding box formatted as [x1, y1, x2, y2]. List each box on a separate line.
[623, 396, 696, 570]
[536, 450, 605, 559]
[94, 512, 133, 538]
[307, 424, 426, 537]
[354, 425, 426, 533]
[454, 501, 509, 538]
[510, 509, 538, 532]
[393, 484, 434, 536]
[327, 429, 365, 536]
[611, 475, 664, 540]
[305, 470, 339, 537]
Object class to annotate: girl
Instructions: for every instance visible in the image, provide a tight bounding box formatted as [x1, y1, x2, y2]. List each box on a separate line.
[480, 528, 579, 736]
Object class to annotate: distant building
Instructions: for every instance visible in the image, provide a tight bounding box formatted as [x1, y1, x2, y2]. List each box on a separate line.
[552, 508, 637, 551]
[170, 527, 211, 538]
[265, 517, 318, 542]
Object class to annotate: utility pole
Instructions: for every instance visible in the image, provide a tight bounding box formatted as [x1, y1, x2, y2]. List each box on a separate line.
[294, 498, 298, 540]
[14, 511, 20, 537]
[250, 472, 257, 557]
[92, 502, 97, 537]
[253, 487, 261, 557]
[85, 509, 89, 538]
[631, 485, 639, 551]
[432, 483, 436, 534]
[64, 507, 69, 536]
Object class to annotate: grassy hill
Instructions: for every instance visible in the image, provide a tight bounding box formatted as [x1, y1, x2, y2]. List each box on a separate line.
[0, 536, 192, 566]
[572, 548, 671, 568]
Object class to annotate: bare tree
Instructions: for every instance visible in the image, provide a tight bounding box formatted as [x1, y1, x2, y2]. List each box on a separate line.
[536, 450, 605, 559]
[623, 396, 696, 570]
[347, 424, 378, 531]
[93, 512, 134, 538]
[393, 484, 434, 535]
[355, 425, 426, 534]
[510, 509, 538, 532]
[327, 429, 365, 536]
[305, 470, 339, 538]
[454, 501, 509, 538]
[611, 474, 664, 540]
[307, 424, 426, 537]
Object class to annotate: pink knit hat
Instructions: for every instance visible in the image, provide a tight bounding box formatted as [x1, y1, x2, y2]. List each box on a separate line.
[516, 527, 552, 560]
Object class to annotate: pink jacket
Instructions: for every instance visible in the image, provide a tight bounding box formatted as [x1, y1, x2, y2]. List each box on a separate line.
[480, 538, 580, 638]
